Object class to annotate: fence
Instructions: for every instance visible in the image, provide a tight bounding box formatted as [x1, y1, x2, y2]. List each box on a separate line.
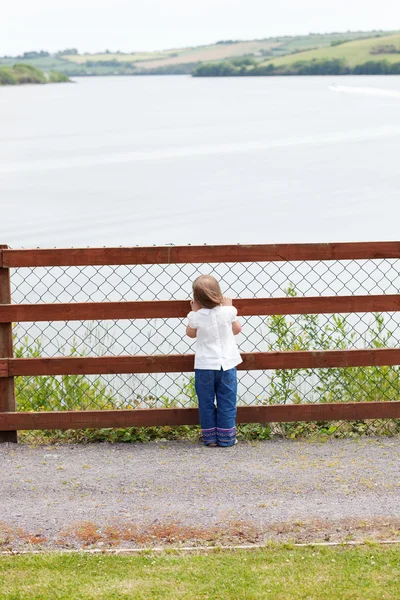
[1, 242, 400, 443]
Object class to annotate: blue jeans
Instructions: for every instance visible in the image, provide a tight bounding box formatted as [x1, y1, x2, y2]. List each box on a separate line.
[195, 368, 237, 447]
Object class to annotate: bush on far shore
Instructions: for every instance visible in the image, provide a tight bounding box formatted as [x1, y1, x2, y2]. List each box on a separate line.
[11, 63, 47, 83]
[0, 67, 16, 84]
[48, 70, 70, 83]
[0, 63, 70, 85]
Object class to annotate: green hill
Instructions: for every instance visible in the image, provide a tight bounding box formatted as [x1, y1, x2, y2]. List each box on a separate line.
[62, 32, 387, 72]
[193, 33, 400, 76]
[1, 31, 399, 77]
[261, 33, 400, 68]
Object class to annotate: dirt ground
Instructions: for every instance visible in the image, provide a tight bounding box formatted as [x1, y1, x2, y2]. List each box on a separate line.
[1, 438, 399, 551]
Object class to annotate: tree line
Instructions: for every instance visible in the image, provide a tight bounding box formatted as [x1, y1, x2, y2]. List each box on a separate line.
[193, 58, 400, 77]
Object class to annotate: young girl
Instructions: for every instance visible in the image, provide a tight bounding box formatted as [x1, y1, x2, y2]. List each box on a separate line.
[186, 274, 242, 447]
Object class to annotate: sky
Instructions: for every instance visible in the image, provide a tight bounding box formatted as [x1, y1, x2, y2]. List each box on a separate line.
[2, 0, 400, 55]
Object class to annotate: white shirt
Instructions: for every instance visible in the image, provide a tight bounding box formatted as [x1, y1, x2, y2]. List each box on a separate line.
[187, 306, 242, 371]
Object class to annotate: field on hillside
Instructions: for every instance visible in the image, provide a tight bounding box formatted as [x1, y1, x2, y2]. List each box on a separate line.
[132, 40, 279, 69]
[0, 56, 69, 70]
[62, 40, 282, 68]
[1, 31, 399, 76]
[58, 31, 399, 72]
[261, 33, 400, 67]
[64, 51, 168, 64]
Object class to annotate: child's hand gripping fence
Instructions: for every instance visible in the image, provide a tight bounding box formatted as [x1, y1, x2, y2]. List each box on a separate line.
[1, 242, 400, 442]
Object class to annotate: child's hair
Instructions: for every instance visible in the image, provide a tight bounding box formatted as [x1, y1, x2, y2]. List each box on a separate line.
[193, 274, 223, 309]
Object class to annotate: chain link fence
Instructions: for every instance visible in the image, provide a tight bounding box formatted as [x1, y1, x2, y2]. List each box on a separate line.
[10, 255, 400, 441]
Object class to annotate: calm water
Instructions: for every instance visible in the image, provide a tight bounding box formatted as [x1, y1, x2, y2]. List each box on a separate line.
[1, 75, 400, 248]
[3, 75, 400, 404]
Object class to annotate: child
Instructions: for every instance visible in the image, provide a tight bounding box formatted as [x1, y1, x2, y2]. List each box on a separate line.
[186, 274, 242, 447]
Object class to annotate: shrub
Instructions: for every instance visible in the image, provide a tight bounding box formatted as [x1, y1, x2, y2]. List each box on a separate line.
[0, 67, 16, 85]
[11, 63, 46, 84]
[353, 60, 393, 74]
[48, 70, 70, 83]
[370, 44, 400, 55]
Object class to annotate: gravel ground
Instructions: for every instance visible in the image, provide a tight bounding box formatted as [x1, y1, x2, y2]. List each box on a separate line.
[1, 438, 399, 550]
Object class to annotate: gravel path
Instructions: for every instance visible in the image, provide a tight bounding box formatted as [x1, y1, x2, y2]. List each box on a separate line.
[1, 438, 399, 549]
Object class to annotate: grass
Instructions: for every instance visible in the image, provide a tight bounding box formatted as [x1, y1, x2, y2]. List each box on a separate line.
[0, 56, 70, 69]
[261, 33, 400, 68]
[1, 546, 400, 599]
[63, 51, 169, 64]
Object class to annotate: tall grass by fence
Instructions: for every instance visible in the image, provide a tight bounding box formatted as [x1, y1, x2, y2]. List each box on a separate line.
[1, 242, 400, 443]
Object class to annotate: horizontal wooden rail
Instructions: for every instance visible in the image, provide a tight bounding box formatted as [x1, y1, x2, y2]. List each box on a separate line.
[0, 300, 192, 323]
[2, 241, 400, 268]
[2, 348, 400, 377]
[2, 295, 400, 323]
[1, 402, 400, 431]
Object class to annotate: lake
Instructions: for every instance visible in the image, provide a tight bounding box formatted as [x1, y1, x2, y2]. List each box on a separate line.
[1, 75, 400, 248]
[2, 75, 400, 406]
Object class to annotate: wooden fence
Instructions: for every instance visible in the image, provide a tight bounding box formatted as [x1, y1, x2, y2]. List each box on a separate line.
[1, 241, 400, 443]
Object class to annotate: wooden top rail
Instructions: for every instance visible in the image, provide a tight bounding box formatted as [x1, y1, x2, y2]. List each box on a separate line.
[2, 348, 400, 377]
[2, 241, 400, 267]
[1, 295, 400, 323]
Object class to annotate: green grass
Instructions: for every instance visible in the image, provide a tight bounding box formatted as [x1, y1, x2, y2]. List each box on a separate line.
[261, 33, 400, 68]
[271, 30, 399, 53]
[1, 546, 400, 599]
[0, 56, 69, 69]
[64, 51, 169, 64]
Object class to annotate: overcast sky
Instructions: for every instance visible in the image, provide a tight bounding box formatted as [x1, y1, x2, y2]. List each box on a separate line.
[2, 0, 400, 55]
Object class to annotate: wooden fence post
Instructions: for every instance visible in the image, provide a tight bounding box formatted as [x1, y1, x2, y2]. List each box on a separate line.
[0, 245, 17, 443]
